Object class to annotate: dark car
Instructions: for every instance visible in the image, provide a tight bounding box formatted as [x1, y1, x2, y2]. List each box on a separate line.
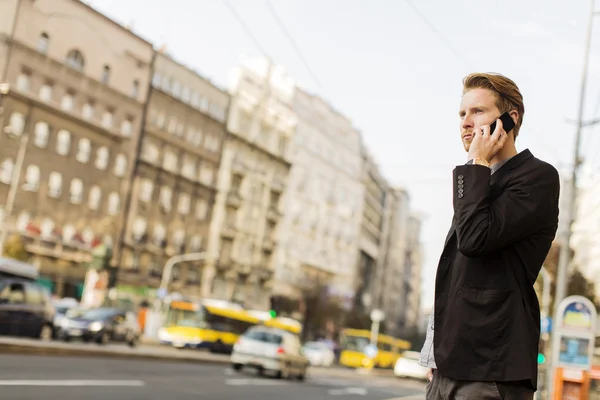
[58, 307, 140, 346]
[0, 258, 55, 340]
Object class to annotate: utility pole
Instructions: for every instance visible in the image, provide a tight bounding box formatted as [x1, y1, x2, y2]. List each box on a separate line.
[554, 0, 597, 317]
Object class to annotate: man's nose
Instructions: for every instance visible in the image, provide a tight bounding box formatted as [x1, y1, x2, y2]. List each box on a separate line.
[461, 116, 473, 130]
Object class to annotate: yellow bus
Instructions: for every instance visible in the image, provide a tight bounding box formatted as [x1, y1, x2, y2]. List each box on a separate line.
[158, 300, 303, 353]
[338, 328, 410, 369]
[158, 299, 259, 353]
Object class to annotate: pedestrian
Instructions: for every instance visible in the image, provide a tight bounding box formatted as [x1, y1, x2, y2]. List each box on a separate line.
[419, 72, 560, 399]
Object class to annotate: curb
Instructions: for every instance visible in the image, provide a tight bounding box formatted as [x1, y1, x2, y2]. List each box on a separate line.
[0, 343, 231, 366]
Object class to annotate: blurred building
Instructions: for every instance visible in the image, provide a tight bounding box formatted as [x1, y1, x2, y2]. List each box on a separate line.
[204, 56, 297, 309]
[404, 212, 424, 332]
[353, 147, 389, 313]
[0, 0, 153, 297]
[274, 88, 363, 305]
[116, 52, 229, 299]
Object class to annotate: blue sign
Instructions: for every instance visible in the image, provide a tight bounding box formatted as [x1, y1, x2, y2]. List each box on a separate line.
[364, 344, 378, 358]
[541, 317, 552, 334]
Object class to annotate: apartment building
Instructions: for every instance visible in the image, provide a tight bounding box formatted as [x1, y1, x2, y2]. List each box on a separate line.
[274, 88, 364, 305]
[0, 0, 153, 297]
[204, 56, 296, 309]
[116, 52, 229, 298]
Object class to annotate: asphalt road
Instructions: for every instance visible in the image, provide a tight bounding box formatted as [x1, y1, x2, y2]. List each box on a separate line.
[0, 354, 426, 400]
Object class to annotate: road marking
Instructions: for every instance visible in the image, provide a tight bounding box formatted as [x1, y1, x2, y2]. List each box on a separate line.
[0, 380, 145, 387]
[328, 387, 368, 396]
[225, 378, 286, 386]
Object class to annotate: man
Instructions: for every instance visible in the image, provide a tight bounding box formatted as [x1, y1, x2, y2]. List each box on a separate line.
[420, 73, 560, 399]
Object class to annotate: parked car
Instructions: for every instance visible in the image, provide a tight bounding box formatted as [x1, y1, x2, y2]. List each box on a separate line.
[0, 257, 55, 340]
[394, 351, 429, 380]
[302, 341, 335, 367]
[231, 326, 309, 380]
[52, 297, 81, 337]
[58, 307, 140, 346]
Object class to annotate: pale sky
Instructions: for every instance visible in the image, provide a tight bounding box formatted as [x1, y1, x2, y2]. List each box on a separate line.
[93, 0, 600, 310]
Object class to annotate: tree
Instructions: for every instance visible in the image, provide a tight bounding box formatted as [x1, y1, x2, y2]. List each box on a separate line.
[3, 234, 29, 261]
[536, 241, 599, 314]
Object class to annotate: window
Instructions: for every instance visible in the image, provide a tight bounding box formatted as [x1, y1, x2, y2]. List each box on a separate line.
[141, 142, 159, 163]
[190, 235, 203, 251]
[76, 138, 91, 163]
[0, 158, 14, 184]
[24, 165, 40, 191]
[172, 80, 182, 98]
[167, 117, 177, 134]
[61, 92, 74, 111]
[163, 148, 178, 172]
[40, 218, 54, 238]
[153, 223, 166, 245]
[82, 102, 94, 120]
[199, 164, 214, 186]
[173, 229, 185, 247]
[63, 224, 76, 242]
[121, 118, 133, 137]
[102, 110, 113, 129]
[181, 156, 196, 180]
[8, 112, 24, 136]
[16, 212, 29, 232]
[95, 146, 109, 170]
[114, 154, 127, 177]
[131, 80, 139, 99]
[66, 49, 85, 71]
[196, 199, 208, 220]
[56, 129, 71, 156]
[161, 76, 171, 92]
[175, 122, 184, 137]
[0, 282, 25, 304]
[191, 92, 200, 108]
[101, 65, 111, 84]
[48, 172, 62, 198]
[107, 192, 120, 215]
[156, 112, 166, 129]
[178, 193, 191, 215]
[88, 186, 101, 210]
[37, 33, 49, 53]
[159, 187, 172, 212]
[181, 86, 191, 103]
[132, 216, 147, 240]
[39, 83, 53, 102]
[139, 179, 153, 202]
[16, 72, 30, 92]
[34, 121, 49, 148]
[152, 72, 162, 87]
[200, 97, 209, 112]
[70, 178, 83, 204]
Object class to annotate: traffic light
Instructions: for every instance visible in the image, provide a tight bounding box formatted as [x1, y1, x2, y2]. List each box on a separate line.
[269, 309, 277, 319]
[537, 353, 546, 364]
[537, 339, 546, 364]
[269, 296, 279, 318]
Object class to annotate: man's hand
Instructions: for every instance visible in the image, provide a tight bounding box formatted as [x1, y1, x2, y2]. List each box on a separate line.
[467, 117, 509, 161]
[427, 368, 433, 382]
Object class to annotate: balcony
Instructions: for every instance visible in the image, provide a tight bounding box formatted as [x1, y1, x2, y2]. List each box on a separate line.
[226, 190, 242, 208]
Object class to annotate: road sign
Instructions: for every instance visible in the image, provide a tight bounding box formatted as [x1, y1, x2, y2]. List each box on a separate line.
[541, 317, 552, 334]
[364, 344, 378, 358]
[370, 309, 385, 322]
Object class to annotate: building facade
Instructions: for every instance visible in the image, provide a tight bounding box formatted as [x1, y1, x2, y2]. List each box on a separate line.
[403, 212, 423, 333]
[116, 52, 229, 299]
[275, 88, 364, 304]
[0, 0, 153, 297]
[204, 56, 296, 309]
[354, 148, 389, 312]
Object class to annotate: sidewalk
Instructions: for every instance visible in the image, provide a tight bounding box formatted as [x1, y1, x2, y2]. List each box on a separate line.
[0, 337, 397, 380]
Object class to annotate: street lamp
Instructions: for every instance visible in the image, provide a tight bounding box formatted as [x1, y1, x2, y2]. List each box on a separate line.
[0, 84, 31, 258]
[145, 251, 208, 339]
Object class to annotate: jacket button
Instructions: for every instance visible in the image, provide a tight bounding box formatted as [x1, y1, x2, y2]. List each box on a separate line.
[458, 179, 464, 185]
[458, 189, 464, 194]
[458, 174, 464, 180]
[458, 193, 464, 198]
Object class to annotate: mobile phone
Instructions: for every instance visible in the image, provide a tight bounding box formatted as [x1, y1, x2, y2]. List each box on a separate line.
[489, 111, 515, 134]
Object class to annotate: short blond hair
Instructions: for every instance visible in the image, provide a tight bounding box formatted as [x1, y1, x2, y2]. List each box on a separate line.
[463, 73, 525, 139]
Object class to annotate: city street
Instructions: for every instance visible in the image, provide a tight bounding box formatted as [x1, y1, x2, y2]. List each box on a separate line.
[0, 354, 425, 400]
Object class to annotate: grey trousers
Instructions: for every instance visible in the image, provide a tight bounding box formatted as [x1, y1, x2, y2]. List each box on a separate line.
[426, 371, 534, 400]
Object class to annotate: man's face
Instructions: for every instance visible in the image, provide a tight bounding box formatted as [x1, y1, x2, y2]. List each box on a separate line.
[458, 88, 501, 152]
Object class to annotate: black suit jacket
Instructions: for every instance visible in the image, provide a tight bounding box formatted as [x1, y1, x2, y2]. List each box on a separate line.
[433, 149, 560, 390]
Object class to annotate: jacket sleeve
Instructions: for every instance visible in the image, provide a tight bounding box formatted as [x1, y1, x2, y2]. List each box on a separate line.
[453, 163, 560, 257]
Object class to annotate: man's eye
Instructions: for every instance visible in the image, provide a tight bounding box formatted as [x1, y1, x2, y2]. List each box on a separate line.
[475, 109, 484, 114]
